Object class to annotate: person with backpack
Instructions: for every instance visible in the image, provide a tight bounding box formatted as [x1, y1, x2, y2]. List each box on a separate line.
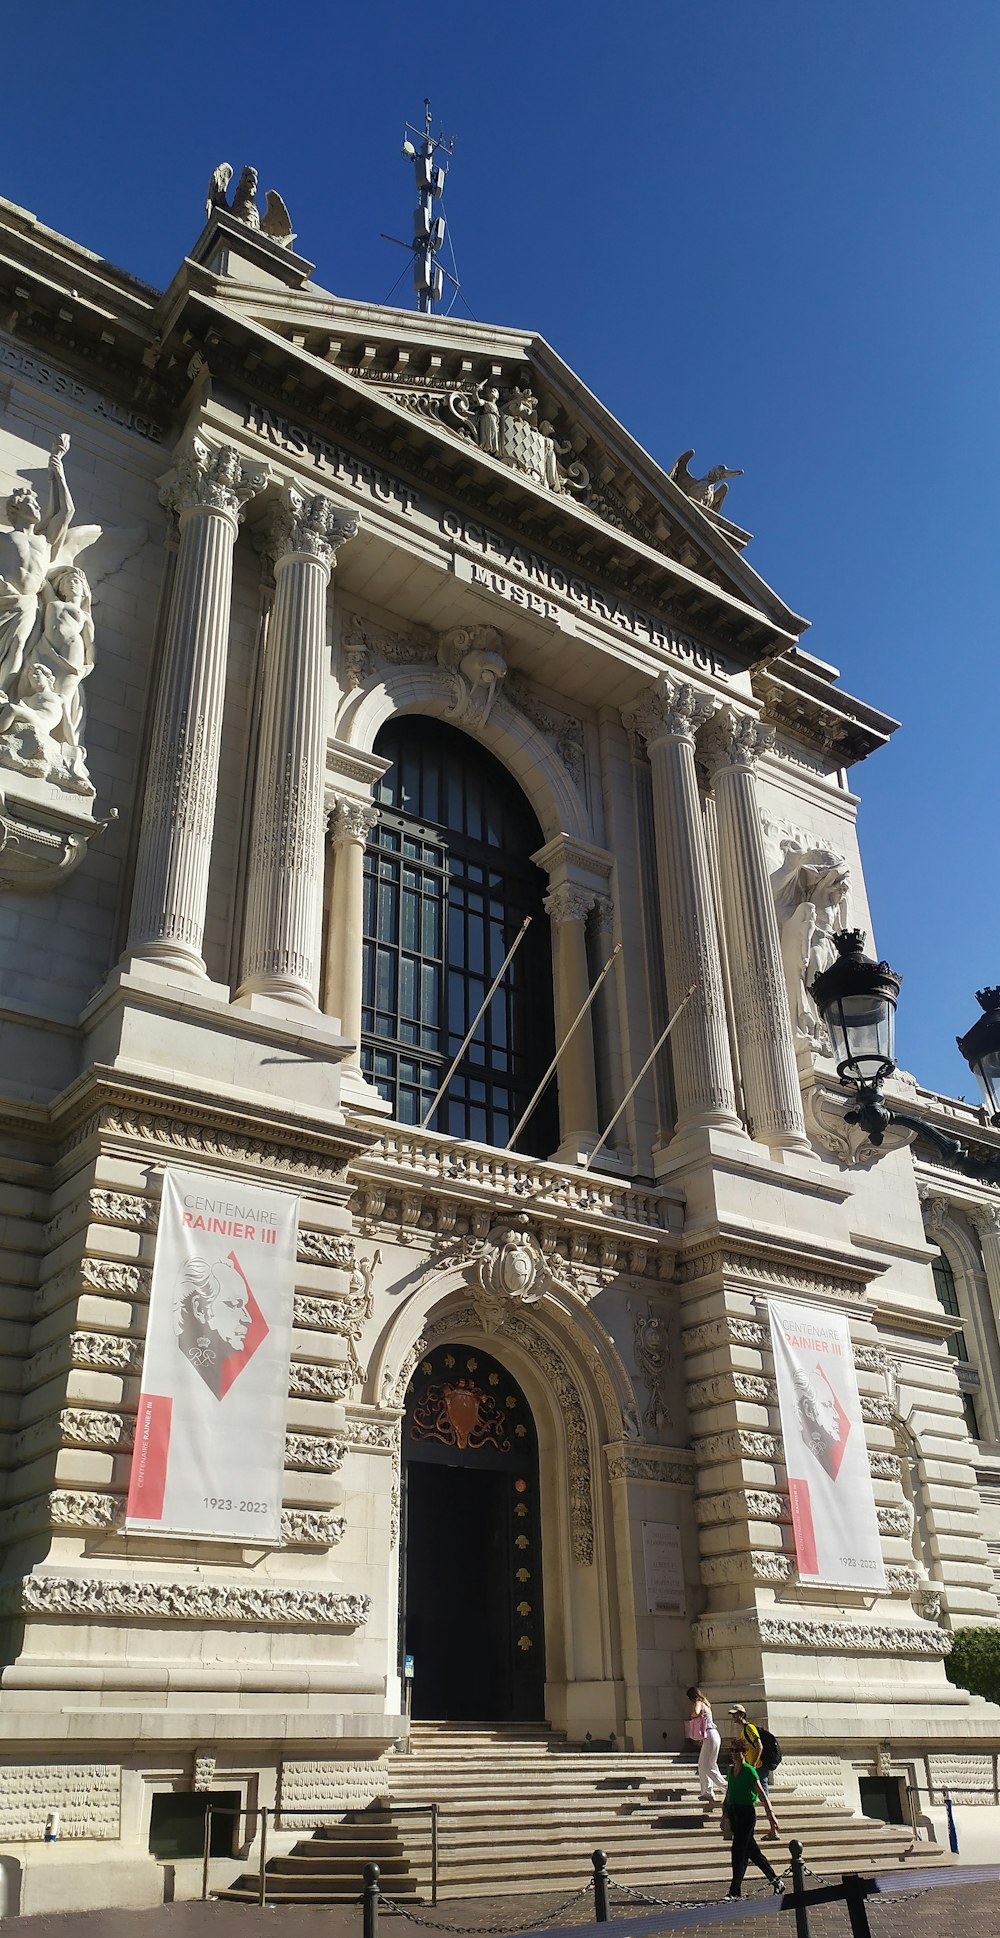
[728, 1704, 783, 1795]
[685, 1685, 727, 1803]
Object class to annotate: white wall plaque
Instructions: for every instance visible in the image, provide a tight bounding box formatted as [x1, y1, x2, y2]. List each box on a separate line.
[642, 1520, 685, 1614]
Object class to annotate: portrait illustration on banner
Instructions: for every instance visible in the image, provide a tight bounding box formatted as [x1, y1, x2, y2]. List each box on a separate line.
[173, 1253, 268, 1401]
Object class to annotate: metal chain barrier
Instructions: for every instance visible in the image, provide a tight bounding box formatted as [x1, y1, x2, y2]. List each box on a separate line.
[607, 1871, 790, 1913]
[375, 1880, 595, 1933]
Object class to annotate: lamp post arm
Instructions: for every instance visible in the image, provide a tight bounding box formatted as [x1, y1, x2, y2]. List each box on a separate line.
[887, 1112, 1000, 1186]
[852, 1094, 1000, 1184]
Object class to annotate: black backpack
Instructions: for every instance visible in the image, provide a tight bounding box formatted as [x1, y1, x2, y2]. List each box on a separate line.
[758, 1728, 782, 1775]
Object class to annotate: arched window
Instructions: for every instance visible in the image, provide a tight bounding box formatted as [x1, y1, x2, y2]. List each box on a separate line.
[933, 1250, 969, 1362]
[933, 1248, 981, 1438]
[361, 717, 557, 1156]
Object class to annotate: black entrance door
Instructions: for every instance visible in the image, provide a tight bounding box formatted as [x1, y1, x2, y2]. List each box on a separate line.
[401, 1346, 544, 1723]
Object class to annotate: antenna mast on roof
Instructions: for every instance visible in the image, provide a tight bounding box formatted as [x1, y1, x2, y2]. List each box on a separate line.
[383, 99, 457, 314]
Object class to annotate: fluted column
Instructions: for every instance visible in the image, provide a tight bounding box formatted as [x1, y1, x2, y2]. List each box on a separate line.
[126, 438, 269, 974]
[237, 488, 359, 1009]
[543, 882, 601, 1161]
[700, 706, 807, 1148]
[623, 676, 741, 1134]
[970, 1203, 1000, 1335]
[323, 797, 379, 1058]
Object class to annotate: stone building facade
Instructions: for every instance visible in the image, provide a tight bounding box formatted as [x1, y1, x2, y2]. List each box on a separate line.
[0, 176, 997, 1906]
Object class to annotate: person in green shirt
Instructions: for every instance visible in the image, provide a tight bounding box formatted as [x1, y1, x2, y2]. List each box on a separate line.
[723, 1742, 782, 1898]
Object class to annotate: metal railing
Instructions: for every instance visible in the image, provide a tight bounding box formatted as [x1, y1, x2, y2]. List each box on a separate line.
[906, 1778, 999, 1853]
[200, 1798, 441, 1907]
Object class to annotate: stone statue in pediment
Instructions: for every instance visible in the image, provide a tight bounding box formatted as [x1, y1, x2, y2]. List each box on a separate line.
[670, 449, 744, 513]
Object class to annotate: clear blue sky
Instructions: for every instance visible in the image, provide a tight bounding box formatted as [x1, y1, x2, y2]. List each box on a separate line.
[5, 2, 996, 1100]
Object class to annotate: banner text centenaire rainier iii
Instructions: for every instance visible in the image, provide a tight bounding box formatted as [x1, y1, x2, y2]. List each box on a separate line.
[126, 1167, 299, 1543]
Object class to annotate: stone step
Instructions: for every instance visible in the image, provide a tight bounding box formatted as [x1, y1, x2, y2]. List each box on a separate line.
[218, 1726, 947, 1907]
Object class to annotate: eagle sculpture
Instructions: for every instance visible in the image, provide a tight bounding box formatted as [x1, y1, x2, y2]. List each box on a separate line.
[669, 450, 744, 513]
[206, 164, 296, 249]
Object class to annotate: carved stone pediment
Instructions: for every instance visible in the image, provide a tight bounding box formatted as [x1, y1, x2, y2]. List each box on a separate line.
[332, 355, 749, 564]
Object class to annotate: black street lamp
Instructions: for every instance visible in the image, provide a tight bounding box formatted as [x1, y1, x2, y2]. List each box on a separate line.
[809, 931, 1000, 1183]
[957, 988, 1000, 1128]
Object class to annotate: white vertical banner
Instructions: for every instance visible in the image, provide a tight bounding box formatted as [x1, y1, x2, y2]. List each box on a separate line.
[126, 1167, 299, 1542]
[769, 1300, 885, 1591]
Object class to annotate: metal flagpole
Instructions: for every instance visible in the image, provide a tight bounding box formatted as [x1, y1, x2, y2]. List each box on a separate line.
[420, 917, 532, 1131]
[582, 982, 698, 1171]
[503, 944, 623, 1153]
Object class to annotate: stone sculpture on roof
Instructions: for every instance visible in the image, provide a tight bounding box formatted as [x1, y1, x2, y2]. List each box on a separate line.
[206, 164, 296, 248]
[669, 449, 744, 513]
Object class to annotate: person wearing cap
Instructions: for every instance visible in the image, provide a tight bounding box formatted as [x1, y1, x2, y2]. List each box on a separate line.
[729, 1704, 766, 1789]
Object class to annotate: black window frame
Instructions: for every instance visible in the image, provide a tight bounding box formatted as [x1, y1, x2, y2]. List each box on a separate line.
[360, 717, 557, 1156]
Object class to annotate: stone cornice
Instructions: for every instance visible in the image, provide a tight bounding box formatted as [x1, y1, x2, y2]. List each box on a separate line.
[0, 1573, 368, 1628]
[603, 1443, 696, 1487]
[674, 1225, 886, 1304]
[27, 1070, 376, 1188]
[694, 1609, 951, 1658]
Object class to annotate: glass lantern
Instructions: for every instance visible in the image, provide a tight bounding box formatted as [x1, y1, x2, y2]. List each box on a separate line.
[957, 988, 1000, 1126]
[809, 930, 902, 1091]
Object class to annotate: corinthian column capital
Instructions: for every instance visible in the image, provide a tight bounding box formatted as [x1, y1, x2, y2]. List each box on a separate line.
[969, 1201, 1000, 1241]
[622, 674, 718, 753]
[159, 436, 270, 527]
[267, 486, 360, 571]
[699, 704, 775, 778]
[543, 882, 597, 925]
[330, 797, 379, 846]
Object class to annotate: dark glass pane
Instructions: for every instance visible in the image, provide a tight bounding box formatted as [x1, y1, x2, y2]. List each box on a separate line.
[933, 1253, 960, 1318]
[362, 717, 557, 1152]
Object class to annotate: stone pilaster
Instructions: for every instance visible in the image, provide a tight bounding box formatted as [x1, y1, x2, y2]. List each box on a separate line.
[126, 438, 269, 975]
[969, 1202, 1000, 1337]
[542, 881, 601, 1162]
[237, 488, 359, 1010]
[700, 706, 807, 1149]
[623, 677, 741, 1135]
[324, 797, 379, 1059]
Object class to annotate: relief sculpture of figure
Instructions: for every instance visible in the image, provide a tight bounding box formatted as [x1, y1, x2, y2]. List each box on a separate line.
[770, 838, 851, 1049]
[0, 436, 145, 795]
[0, 435, 75, 695]
[476, 384, 501, 456]
[0, 665, 72, 782]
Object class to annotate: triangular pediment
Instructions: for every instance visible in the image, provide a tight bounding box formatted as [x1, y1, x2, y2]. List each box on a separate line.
[154, 240, 808, 662]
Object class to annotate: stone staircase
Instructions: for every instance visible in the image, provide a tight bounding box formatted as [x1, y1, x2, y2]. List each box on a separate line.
[216, 1722, 949, 1904]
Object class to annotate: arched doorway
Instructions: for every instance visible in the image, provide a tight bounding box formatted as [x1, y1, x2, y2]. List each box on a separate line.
[361, 715, 558, 1157]
[401, 1343, 545, 1722]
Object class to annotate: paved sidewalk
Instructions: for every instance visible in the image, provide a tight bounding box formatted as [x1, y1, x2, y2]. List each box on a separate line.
[9, 1870, 1000, 1938]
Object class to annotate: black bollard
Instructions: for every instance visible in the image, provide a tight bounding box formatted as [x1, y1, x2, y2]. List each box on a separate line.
[592, 1850, 610, 1924]
[789, 1840, 812, 1938]
[842, 1874, 873, 1938]
[363, 1862, 381, 1938]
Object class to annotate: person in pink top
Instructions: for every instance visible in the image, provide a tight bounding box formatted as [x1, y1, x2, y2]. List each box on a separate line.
[686, 1685, 727, 1804]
